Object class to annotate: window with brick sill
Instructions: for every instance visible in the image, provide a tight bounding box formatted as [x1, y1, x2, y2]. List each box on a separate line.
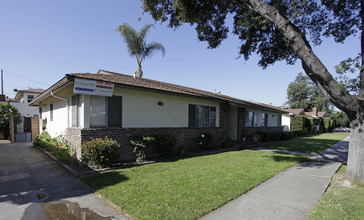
[90, 96, 122, 128]
[188, 104, 216, 127]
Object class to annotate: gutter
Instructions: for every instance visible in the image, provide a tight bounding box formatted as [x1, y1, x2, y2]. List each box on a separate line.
[51, 91, 69, 127]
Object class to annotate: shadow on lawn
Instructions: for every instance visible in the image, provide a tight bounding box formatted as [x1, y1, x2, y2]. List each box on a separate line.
[268, 154, 308, 163]
[271, 139, 349, 169]
[268, 138, 345, 154]
[81, 171, 129, 191]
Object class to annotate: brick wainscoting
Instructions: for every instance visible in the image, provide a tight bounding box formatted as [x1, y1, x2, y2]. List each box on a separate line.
[66, 127, 225, 162]
[245, 126, 284, 135]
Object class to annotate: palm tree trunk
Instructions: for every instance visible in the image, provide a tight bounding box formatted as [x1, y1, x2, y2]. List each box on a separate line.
[135, 56, 143, 78]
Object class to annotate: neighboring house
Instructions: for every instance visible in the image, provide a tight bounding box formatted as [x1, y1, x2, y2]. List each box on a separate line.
[281, 107, 304, 132]
[30, 70, 286, 161]
[0, 89, 44, 141]
[7, 89, 44, 141]
[304, 107, 327, 131]
[280, 106, 327, 132]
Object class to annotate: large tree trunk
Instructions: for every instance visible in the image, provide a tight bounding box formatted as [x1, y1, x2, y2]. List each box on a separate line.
[242, 0, 364, 182]
[346, 117, 364, 182]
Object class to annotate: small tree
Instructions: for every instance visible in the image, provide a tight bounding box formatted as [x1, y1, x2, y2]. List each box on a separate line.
[0, 103, 22, 135]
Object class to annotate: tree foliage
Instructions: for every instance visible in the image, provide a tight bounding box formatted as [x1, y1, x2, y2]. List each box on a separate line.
[116, 23, 166, 78]
[335, 55, 361, 95]
[142, 0, 364, 182]
[286, 72, 331, 111]
[0, 103, 22, 131]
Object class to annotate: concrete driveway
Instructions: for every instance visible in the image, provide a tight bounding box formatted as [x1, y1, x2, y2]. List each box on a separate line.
[0, 141, 129, 220]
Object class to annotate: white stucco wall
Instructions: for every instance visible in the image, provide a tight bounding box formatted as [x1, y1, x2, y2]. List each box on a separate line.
[40, 99, 69, 137]
[282, 114, 291, 132]
[83, 87, 221, 128]
[39, 83, 221, 137]
[38, 84, 74, 137]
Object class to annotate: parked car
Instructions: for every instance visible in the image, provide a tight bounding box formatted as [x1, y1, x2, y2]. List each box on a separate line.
[333, 127, 350, 132]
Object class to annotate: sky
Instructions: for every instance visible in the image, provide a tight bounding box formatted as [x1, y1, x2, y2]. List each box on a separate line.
[0, 0, 360, 106]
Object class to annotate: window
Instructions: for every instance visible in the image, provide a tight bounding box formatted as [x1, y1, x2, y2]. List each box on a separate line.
[89, 96, 123, 128]
[245, 111, 257, 127]
[72, 95, 81, 127]
[260, 113, 268, 127]
[90, 96, 106, 127]
[27, 95, 34, 103]
[50, 104, 53, 121]
[107, 96, 122, 127]
[39, 108, 42, 119]
[188, 104, 216, 127]
[277, 115, 282, 127]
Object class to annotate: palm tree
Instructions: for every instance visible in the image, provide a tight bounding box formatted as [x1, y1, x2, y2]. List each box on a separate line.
[116, 23, 165, 78]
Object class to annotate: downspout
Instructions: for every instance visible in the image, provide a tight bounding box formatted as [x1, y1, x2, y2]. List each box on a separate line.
[51, 91, 69, 127]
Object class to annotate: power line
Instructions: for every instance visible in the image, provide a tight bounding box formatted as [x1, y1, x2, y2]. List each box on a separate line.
[4, 70, 50, 86]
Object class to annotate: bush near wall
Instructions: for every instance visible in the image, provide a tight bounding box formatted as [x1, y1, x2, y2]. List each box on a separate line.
[154, 133, 177, 157]
[291, 115, 314, 136]
[81, 137, 120, 168]
[291, 115, 305, 133]
[255, 130, 294, 142]
[323, 117, 333, 132]
[33, 132, 77, 165]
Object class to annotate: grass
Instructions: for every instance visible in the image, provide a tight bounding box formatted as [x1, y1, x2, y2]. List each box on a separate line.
[310, 165, 364, 219]
[263, 132, 350, 154]
[82, 150, 307, 220]
[81, 132, 348, 220]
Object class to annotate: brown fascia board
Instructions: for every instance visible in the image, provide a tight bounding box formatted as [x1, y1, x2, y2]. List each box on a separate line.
[29, 76, 71, 106]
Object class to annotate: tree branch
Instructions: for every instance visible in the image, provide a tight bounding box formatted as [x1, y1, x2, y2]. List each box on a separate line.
[233, 0, 363, 120]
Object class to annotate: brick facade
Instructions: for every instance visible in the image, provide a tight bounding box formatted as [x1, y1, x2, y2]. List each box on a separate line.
[244, 126, 283, 135]
[66, 127, 225, 162]
[237, 107, 246, 141]
[219, 101, 230, 136]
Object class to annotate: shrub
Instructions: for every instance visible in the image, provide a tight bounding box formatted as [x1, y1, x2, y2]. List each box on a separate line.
[155, 133, 177, 157]
[256, 130, 267, 142]
[217, 134, 233, 149]
[282, 131, 294, 140]
[307, 118, 314, 133]
[82, 137, 120, 168]
[34, 132, 77, 164]
[291, 115, 305, 133]
[196, 133, 215, 150]
[130, 135, 155, 163]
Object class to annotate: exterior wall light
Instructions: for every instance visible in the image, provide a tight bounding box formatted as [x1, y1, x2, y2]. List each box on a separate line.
[158, 101, 164, 106]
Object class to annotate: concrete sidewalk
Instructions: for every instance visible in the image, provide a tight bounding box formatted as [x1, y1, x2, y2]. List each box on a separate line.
[201, 138, 349, 220]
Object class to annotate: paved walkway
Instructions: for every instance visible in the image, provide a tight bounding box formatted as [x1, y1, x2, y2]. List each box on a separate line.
[0, 141, 129, 220]
[201, 138, 349, 220]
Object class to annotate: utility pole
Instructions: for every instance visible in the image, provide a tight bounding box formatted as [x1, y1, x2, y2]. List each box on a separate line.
[0, 69, 5, 101]
[1, 69, 3, 95]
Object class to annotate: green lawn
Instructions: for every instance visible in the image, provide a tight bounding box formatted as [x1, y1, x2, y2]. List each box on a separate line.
[81, 132, 348, 220]
[82, 150, 307, 220]
[263, 132, 349, 154]
[310, 165, 364, 219]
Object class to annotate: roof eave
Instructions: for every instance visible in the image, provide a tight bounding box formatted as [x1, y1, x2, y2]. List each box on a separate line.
[29, 76, 71, 106]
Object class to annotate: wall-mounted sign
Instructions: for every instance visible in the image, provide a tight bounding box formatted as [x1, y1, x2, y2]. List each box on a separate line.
[74, 78, 114, 97]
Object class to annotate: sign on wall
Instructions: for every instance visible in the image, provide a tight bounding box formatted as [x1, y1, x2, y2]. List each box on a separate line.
[73, 78, 114, 97]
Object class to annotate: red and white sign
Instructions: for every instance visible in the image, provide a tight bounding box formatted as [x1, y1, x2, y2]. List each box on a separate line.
[74, 78, 114, 97]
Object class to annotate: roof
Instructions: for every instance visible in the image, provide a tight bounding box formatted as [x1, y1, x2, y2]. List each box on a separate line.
[284, 108, 305, 115]
[14, 88, 45, 100]
[305, 111, 327, 118]
[30, 70, 286, 113]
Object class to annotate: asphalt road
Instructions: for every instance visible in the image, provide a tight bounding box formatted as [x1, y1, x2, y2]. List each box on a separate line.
[0, 141, 129, 220]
